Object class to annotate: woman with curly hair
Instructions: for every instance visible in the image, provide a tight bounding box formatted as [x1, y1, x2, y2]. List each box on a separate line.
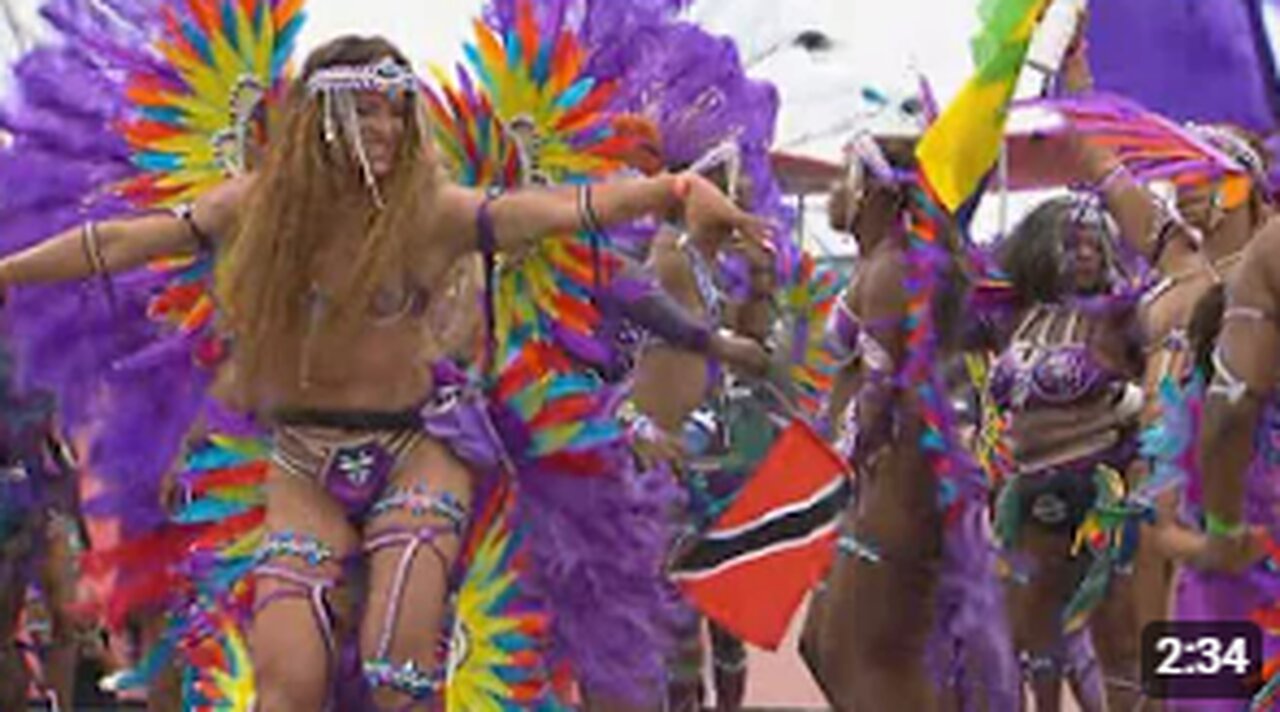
[987, 191, 1147, 712]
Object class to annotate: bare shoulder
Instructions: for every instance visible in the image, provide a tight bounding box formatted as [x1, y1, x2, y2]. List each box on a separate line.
[195, 174, 257, 237]
[427, 183, 486, 256]
[1234, 216, 1280, 304]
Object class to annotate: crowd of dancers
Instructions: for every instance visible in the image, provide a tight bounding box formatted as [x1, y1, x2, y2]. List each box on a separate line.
[0, 0, 1277, 710]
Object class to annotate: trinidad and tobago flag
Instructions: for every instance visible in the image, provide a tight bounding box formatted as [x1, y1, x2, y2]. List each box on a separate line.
[669, 419, 852, 650]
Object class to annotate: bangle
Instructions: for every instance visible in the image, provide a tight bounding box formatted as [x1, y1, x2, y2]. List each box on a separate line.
[576, 184, 606, 236]
[1092, 162, 1127, 194]
[1205, 512, 1246, 538]
[81, 221, 118, 307]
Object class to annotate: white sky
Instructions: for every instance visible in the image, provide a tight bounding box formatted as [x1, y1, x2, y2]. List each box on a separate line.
[2, 0, 1017, 252]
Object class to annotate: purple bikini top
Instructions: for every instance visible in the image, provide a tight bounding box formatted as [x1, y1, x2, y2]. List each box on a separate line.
[823, 294, 897, 376]
[989, 307, 1120, 411]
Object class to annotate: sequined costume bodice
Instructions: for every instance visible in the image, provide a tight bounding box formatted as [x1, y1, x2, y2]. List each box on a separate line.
[989, 306, 1121, 412]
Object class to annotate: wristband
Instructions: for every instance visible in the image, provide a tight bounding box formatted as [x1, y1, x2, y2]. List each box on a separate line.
[1091, 162, 1127, 195]
[1205, 512, 1246, 538]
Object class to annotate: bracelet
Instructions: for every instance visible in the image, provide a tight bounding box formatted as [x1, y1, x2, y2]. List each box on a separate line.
[1205, 512, 1246, 538]
[80, 221, 102, 276]
[81, 221, 118, 307]
[576, 184, 606, 236]
[174, 203, 214, 252]
[1091, 162, 1128, 194]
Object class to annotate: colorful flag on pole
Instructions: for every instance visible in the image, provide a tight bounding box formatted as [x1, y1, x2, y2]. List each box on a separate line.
[916, 0, 1049, 212]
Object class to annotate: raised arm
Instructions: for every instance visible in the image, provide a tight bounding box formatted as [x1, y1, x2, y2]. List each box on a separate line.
[0, 175, 250, 295]
[438, 172, 768, 257]
[1070, 141, 1203, 277]
[1057, 24, 1203, 277]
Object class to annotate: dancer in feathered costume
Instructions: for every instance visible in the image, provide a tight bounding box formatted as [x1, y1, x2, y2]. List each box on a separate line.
[424, 3, 805, 708]
[1118, 120, 1274, 710]
[0, 1, 769, 708]
[434, 8, 810, 709]
[998, 30, 1280, 709]
[0, 339, 83, 710]
[982, 190, 1147, 712]
[797, 92, 1020, 708]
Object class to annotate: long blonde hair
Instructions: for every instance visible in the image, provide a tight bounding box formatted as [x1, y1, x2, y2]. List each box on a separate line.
[218, 36, 440, 405]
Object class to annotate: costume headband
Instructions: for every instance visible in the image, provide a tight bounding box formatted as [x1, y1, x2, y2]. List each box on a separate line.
[306, 57, 424, 209]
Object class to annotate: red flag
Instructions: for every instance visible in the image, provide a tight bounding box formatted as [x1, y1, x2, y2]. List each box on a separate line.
[669, 419, 851, 649]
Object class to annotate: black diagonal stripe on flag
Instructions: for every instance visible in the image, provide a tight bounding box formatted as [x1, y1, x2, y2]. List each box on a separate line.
[668, 419, 853, 649]
[671, 477, 851, 578]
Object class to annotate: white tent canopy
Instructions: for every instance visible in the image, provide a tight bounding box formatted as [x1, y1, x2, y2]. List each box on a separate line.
[1, 0, 1043, 251]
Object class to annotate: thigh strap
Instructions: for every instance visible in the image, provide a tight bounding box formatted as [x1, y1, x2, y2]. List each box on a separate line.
[253, 531, 344, 672]
[361, 523, 456, 709]
[363, 525, 454, 660]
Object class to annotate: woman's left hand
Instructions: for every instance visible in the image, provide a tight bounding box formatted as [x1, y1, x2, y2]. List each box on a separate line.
[680, 172, 773, 248]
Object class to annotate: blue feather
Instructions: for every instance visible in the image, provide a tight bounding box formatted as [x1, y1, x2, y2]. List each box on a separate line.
[464, 44, 494, 94]
[555, 77, 595, 111]
[220, 0, 239, 55]
[505, 28, 521, 73]
[181, 19, 214, 66]
[532, 40, 553, 85]
[140, 105, 187, 125]
[271, 14, 306, 77]
[174, 498, 253, 524]
[135, 151, 183, 172]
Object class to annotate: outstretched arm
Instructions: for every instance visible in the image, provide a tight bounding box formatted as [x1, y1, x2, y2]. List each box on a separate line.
[0, 176, 250, 294]
[440, 172, 769, 257]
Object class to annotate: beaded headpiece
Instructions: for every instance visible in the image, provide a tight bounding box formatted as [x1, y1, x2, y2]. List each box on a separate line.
[306, 57, 424, 208]
[1188, 123, 1268, 211]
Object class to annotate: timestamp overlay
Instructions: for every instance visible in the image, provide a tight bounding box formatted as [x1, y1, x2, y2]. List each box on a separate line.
[1141, 621, 1264, 699]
